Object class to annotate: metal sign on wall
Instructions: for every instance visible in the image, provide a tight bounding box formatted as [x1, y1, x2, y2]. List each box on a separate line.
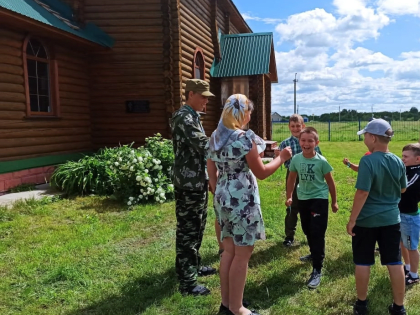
[126, 100, 150, 113]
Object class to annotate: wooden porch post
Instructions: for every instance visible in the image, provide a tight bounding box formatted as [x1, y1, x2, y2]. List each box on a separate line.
[161, 0, 177, 138]
[265, 75, 272, 140]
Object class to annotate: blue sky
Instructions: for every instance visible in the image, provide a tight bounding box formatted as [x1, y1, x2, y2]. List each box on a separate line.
[234, 0, 420, 115]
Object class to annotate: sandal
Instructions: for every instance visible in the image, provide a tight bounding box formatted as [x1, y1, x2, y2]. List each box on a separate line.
[218, 304, 232, 315]
[218, 299, 251, 313]
[406, 274, 419, 285]
[218, 306, 260, 315]
[198, 265, 217, 277]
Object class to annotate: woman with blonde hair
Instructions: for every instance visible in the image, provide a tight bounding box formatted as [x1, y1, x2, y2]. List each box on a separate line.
[207, 94, 292, 315]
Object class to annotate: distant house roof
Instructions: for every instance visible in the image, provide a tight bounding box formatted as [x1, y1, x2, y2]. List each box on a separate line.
[0, 0, 114, 47]
[272, 112, 281, 116]
[210, 32, 278, 83]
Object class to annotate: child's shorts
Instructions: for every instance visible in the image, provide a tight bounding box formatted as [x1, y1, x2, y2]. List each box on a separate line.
[352, 223, 401, 266]
[400, 213, 420, 250]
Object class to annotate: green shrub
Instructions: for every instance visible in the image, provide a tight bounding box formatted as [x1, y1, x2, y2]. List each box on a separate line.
[50, 155, 111, 196]
[51, 134, 174, 206]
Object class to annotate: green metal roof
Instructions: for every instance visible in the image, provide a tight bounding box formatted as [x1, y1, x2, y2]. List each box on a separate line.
[210, 32, 277, 82]
[0, 0, 114, 47]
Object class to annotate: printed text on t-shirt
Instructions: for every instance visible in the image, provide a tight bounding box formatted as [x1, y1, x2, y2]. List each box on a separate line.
[300, 163, 315, 181]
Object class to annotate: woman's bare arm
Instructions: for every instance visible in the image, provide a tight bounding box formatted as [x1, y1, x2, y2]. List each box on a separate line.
[246, 142, 292, 180]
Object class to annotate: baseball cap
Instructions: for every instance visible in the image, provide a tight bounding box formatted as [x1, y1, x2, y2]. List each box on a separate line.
[185, 79, 215, 97]
[357, 118, 394, 137]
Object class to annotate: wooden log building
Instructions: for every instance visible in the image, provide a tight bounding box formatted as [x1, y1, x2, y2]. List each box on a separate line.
[0, 0, 278, 192]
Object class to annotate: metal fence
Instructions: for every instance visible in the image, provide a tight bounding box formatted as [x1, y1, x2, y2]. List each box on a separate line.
[272, 120, 420, 142]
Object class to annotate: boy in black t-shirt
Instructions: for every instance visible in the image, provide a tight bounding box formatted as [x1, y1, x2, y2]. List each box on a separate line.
[400, 143, 420, 285]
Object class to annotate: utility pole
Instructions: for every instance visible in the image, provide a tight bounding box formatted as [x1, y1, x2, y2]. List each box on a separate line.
[371, 105, 374, 118]
[339, 105, 341, 122]
[293, 73, 298, 114]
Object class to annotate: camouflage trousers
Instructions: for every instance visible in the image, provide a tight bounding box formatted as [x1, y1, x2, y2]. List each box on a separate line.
[175, 186, 208, 291]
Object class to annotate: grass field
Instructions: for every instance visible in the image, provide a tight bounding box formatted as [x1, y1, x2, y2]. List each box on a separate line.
[1, 141, 420, 315]
[272, 121, 420, 142]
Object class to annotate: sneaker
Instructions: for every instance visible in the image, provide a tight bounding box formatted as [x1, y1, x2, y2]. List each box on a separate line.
[283, 238, 294, 247]
[180, 284, 210, 296]
[353, 301, 368, 315]
[198, 266, 217, 277]
[307, 269, 322, 289]
[388, 304, 406, 315]
[406, 274, 419, 285]
[404, 266, 410, 277]
[300, 254, 312, 262]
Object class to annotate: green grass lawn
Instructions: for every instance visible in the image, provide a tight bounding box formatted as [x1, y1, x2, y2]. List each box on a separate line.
[1, 141, 420, 315]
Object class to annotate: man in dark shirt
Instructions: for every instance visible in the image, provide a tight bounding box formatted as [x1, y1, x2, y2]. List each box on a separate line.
[171, 79, 216, 296]
[400, 143, 420, 285]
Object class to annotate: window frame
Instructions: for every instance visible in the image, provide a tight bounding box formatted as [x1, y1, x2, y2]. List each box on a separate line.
[23, 35, 60, 117]
[192, 47, 205, 81]
[192, 47, 207, 114]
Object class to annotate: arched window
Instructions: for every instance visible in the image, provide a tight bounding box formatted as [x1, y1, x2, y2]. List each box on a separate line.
[193, 47, 205, 80]
[23, 36, 59, 116]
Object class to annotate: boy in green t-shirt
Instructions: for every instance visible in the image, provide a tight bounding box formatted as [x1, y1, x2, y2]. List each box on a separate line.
[286, 127, 338, 289]
[279, 114, 322, 247]
[347, 119, 407, 315]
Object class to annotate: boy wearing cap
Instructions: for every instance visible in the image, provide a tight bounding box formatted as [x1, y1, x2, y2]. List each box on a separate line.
[347, 119, 407, 315]
[171, 79, 216, 296]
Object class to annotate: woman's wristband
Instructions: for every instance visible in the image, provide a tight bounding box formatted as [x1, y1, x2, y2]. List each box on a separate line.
[347, 162, 351, 168]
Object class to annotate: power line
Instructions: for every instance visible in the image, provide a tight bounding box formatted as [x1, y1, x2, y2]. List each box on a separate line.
[293, 73, 298, 114]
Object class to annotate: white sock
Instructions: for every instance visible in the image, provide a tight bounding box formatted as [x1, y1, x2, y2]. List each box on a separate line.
[405, 264, 411, 271]
[409, 271, 419, 279]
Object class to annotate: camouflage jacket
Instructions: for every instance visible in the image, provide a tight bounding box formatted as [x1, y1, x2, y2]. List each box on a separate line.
[171, 105, 209, 191]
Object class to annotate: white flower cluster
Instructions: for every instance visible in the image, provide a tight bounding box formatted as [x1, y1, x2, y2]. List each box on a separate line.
[107, 145, 173, 207]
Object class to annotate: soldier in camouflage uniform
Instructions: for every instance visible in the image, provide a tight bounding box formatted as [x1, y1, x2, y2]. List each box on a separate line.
[171, 79, 217, 296]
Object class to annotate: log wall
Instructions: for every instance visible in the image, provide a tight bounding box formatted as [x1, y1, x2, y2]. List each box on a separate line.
[0, 27, 92, 161]
[84, 0, 167, 148]
[229, 20, 239, 34]
[179, 0, 239, 135]
[172, 0, 183, 111]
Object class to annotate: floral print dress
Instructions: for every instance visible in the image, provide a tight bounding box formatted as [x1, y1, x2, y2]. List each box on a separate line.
[207, 129, 266, 246]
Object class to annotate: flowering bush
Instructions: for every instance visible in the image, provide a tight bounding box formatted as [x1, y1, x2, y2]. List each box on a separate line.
[51, 134, 174, 206]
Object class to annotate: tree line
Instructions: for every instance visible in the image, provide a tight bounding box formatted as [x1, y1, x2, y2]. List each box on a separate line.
[281, 107, 419, 122]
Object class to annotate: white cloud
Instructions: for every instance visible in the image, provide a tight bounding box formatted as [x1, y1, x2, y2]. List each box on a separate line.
[242, 13, 283, 24]
[245, 1, 420, 114]
[377, 0, 420, 16]
[275, 6, 390, 49]
[400, 51, 420, 58]
[333, 0, 369, 15]
[265, 0, 420, 115]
